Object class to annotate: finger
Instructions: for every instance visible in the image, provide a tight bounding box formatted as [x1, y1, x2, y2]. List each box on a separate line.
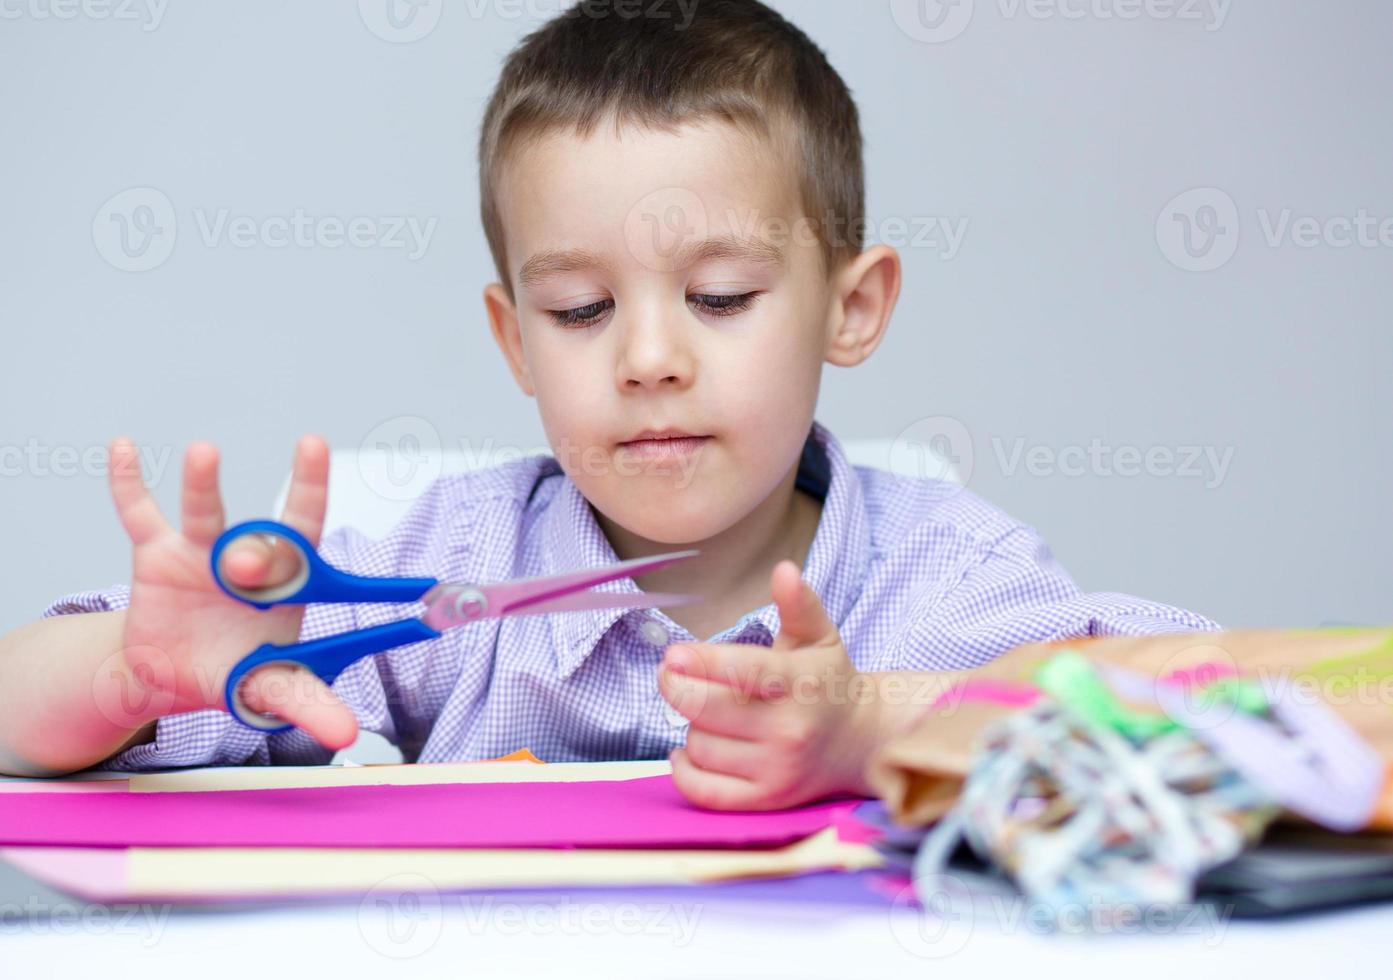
[682, 727, 767, 781]
[279, 434, 330, 547]
[770, 560, 839, 652]
[658, 663, 772, 739]
[107, 437, 171, 546]
[669, 746, 764, 811]
[179, 441, 225, 547]
[664, 641, 792, 699]
[217, 534, 308, 590]
[236, 665, 359, 751]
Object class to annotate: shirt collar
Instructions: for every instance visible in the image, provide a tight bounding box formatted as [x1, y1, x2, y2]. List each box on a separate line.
[543, 419, 872, 680]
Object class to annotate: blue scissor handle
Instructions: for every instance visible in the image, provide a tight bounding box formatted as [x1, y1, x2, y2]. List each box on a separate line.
[223, 619, 441, 733]
[211, 519, 443, 732]
[210, 519, 438, 608]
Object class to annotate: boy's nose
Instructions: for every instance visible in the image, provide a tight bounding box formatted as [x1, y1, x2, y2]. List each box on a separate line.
[614, 314, 695, 391]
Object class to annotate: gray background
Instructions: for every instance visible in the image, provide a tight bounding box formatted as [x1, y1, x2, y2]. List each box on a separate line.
[1, 0, 1388, 634]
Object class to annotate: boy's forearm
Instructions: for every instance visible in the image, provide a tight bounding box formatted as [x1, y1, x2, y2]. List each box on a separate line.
[0, 611, 159, 777]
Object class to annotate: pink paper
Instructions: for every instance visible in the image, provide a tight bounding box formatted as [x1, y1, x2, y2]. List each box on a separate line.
[0, 775, 862, 850]
[830, 809, 883, 844]
[0, 847, 129, 902]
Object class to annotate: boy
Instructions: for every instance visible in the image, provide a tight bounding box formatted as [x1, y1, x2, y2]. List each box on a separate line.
[0, 0, 1214, 808]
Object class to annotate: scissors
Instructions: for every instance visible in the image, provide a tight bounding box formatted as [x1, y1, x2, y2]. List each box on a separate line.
[209, 519, 701, 733]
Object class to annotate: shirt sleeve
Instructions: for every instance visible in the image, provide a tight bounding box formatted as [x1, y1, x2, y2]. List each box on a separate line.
[40, 525, 408, 772]
[887, 522, 1220, 671]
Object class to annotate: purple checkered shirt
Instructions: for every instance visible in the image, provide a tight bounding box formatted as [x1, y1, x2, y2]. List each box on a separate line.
[43, 419, 1217, 770]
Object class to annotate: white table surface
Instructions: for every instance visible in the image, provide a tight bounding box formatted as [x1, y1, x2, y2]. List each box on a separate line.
[5, 881, 1392, 980]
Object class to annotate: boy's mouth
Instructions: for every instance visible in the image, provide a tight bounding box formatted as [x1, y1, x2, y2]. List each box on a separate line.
[617, 428, 711, 459]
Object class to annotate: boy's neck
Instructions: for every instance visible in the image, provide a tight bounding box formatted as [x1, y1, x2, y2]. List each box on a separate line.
[592, 461, 823, 642]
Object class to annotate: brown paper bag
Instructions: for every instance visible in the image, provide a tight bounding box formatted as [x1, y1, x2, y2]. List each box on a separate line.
[866, 628, 1393, 830]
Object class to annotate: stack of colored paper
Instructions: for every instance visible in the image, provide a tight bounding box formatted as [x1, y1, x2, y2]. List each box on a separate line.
[0, 756, 882, 903]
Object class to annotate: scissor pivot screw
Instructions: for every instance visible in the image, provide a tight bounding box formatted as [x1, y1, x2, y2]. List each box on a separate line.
[452, 588, 488, 622]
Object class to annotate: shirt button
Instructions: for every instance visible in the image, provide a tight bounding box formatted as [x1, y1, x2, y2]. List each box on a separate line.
[639, 618, 670, 647]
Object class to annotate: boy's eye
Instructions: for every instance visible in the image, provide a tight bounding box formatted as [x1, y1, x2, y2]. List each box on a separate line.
[690, 292, 760, 317]
[545, 292, 761, 329]
[547, 299, 614, 328]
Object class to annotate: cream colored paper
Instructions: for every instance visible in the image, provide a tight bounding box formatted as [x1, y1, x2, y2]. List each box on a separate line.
[120, 827, 881, 898]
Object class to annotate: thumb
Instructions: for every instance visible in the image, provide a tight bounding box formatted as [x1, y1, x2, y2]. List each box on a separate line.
[770, 560, 838, 650]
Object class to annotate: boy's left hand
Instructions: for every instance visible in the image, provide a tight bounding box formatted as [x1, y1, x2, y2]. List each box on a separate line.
[658, 560, 880, 810]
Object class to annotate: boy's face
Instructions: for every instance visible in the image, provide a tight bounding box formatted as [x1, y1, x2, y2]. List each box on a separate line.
[485, 118, 881, 546]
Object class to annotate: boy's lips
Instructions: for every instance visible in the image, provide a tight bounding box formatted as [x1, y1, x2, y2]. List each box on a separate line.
[618, 426, 707, 444]
[616, 429, 712, 459]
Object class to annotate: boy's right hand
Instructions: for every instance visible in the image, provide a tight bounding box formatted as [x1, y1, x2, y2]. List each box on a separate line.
[106, 435, 359, 751]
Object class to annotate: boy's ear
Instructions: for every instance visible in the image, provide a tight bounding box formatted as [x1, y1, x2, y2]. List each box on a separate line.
[824, 244, 901, 368]
[483, 282, 535, 396]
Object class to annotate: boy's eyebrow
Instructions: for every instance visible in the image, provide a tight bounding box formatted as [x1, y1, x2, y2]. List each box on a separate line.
[518, 234, 786, 289]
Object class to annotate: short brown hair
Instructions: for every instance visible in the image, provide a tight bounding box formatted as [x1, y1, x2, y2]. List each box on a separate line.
[477, 0, 864, 299]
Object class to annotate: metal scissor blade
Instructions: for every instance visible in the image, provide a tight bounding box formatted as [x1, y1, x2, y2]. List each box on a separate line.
[498, 590, 701, 617]
[482, 549, 700, 617]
